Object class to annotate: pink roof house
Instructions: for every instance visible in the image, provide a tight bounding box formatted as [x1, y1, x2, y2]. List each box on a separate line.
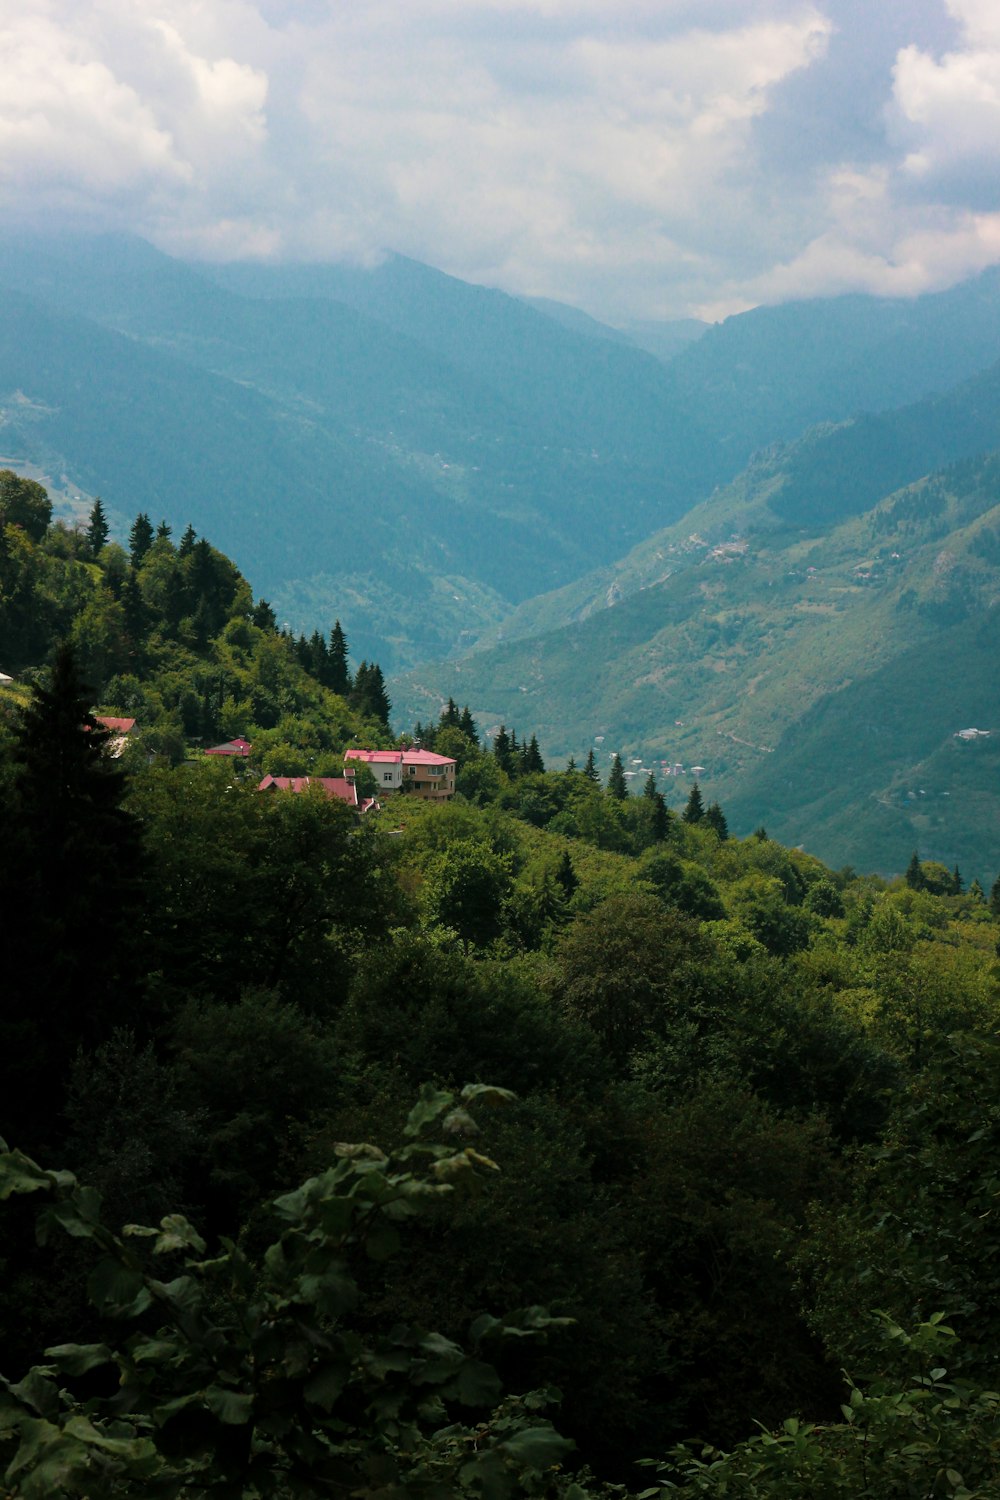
[205, 737, 253, 758]
[258, 774, 370, 810]
[344, 747, 456, 801]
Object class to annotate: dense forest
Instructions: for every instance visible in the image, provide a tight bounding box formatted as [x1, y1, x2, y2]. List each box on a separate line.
[3, 475, 1000, 1496]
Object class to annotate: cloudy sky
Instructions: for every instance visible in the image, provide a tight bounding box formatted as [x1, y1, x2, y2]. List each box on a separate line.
[4, 0, 1000, 320]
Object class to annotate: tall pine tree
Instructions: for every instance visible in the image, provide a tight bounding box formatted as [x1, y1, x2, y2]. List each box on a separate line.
[459, 705, 478, 745]
[86, 497, 109, 557]
[129, 512, 154, 567]
[607, 754, 628, 801]
[682, 782, 705, 824]
[327, 620, 351, 696]
[703, 801, 729, 840]
[0, 642, 146, 1151]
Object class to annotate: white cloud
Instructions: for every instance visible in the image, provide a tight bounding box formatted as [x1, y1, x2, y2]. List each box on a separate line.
[0, 1, 268, 228]
[0, 13, 187, 197]
[5, 1, 1000, 318]
[890, 35, 1000, 204]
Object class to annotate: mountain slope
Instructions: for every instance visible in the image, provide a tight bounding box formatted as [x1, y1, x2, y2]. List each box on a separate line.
[465, 355, 1000, 651]
[666, 267, 1000, 465]
[393, 447, 1000, 875]
[5, 230, 1000, 694]
[0, 235, 724, 667]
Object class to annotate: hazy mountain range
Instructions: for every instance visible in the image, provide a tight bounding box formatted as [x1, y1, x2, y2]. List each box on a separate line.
[1, 231, 999, 872]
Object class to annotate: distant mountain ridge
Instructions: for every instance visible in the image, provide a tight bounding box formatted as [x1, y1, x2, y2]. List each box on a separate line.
[0, 234, 719, 667]
[2, 229, 1000, 725]
[392, 435, 1000, 876]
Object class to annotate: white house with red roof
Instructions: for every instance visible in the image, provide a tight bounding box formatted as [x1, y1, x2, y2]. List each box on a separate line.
[95, 715, 136, 758]
[205, 737, 253, 758]
[344, 747, 456, 801]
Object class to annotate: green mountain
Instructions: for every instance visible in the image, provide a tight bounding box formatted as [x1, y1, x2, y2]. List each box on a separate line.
[665, 267, 1000, 467]
[463, 354, 1000, 651]
[5, 232, 1000, 682]
[0, 234, 719, 668]
[392, 431, 1000, 877]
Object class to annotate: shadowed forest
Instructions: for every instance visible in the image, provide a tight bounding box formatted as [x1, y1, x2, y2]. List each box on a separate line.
[3, 477, 1000, 1496]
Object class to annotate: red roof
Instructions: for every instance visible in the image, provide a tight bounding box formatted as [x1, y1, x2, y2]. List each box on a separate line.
[344, 748, 402, 764]
[96, 716, 136, 734]
[206, 737, 253, 757]
[258, 775, 359, 806]
[344, 747, 455, 770]
[401, 749, 456, 768]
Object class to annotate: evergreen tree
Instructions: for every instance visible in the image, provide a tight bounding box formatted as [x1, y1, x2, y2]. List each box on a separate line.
[650, 791, 671, 843]
[523, 734, 545, 775]
[120, 569, 149, 646]
[459, 705, 478, 745]
[583, 748, 600, 783]
[252, 598, 276, 631]
[351, 662, 392, 728]
[328, 620, 351, 696]
[178, 523, 197, 558]
[86, 497, 109, 557]
[554, 849, 579, 901]
[129, 512, 155, 567]
[0, 642, 145, 1151]
[308, 629, 329, 685]
[368, 664, 392, 729]
[643, 771, 658, 801]
[493, 725, 513, 775]
[186, 538, 230, 640]
[607, 753, 628, 801]
[969, 878, 986, 904]
[565, 755, 577, 773]
[156, 519, 173, 541]
[989, 875, 1000, 917]
[191, 597, 215, 651]
[441, 698, 460, 728]
[703, 801, 729, 840]
[952, 865, 964, 894]
[905, 851, 925, 890]
[682, 782, 704, 824]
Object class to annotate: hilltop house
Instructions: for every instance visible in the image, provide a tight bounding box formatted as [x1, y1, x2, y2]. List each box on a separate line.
[94, 715, 136, 758]
[344, 747, 456, 801]
[205, 737, 253, 758]
[257, 773, 379, 814]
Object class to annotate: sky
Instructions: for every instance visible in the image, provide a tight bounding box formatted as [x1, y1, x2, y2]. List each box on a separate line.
[4, 0, 1000, 322]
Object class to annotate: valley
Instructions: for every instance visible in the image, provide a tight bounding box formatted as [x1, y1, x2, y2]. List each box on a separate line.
[2, 231, 1000, 874]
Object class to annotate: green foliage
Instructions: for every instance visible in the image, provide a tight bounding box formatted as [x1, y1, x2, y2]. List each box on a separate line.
[681, 783, 704, 825]
[650, 1319, 1000, 1498]
[0, 641, 145, 1150]
[422, 839, 516, 951]
[0, 470, 52, 541]
[132, 762, 398, 1013]
[0, 1091, 577, 1500]
[606, 754, 627, 802]
[85, 498, 109, 558]
[553, 893, 710, 1063]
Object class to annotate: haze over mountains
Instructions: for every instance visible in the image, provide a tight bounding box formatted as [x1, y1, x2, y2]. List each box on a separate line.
[1, 231, 999, 871]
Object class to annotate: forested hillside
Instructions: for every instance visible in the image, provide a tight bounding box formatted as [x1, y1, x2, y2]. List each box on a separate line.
[6, 235, 1000, 678]
[0, 234, 714, 669]
[397, 437, 1000, 878]
[4, 479, 1000, 1496]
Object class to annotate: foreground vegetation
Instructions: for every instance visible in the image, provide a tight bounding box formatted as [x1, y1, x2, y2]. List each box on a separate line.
[3, 479, 1000, 1496]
